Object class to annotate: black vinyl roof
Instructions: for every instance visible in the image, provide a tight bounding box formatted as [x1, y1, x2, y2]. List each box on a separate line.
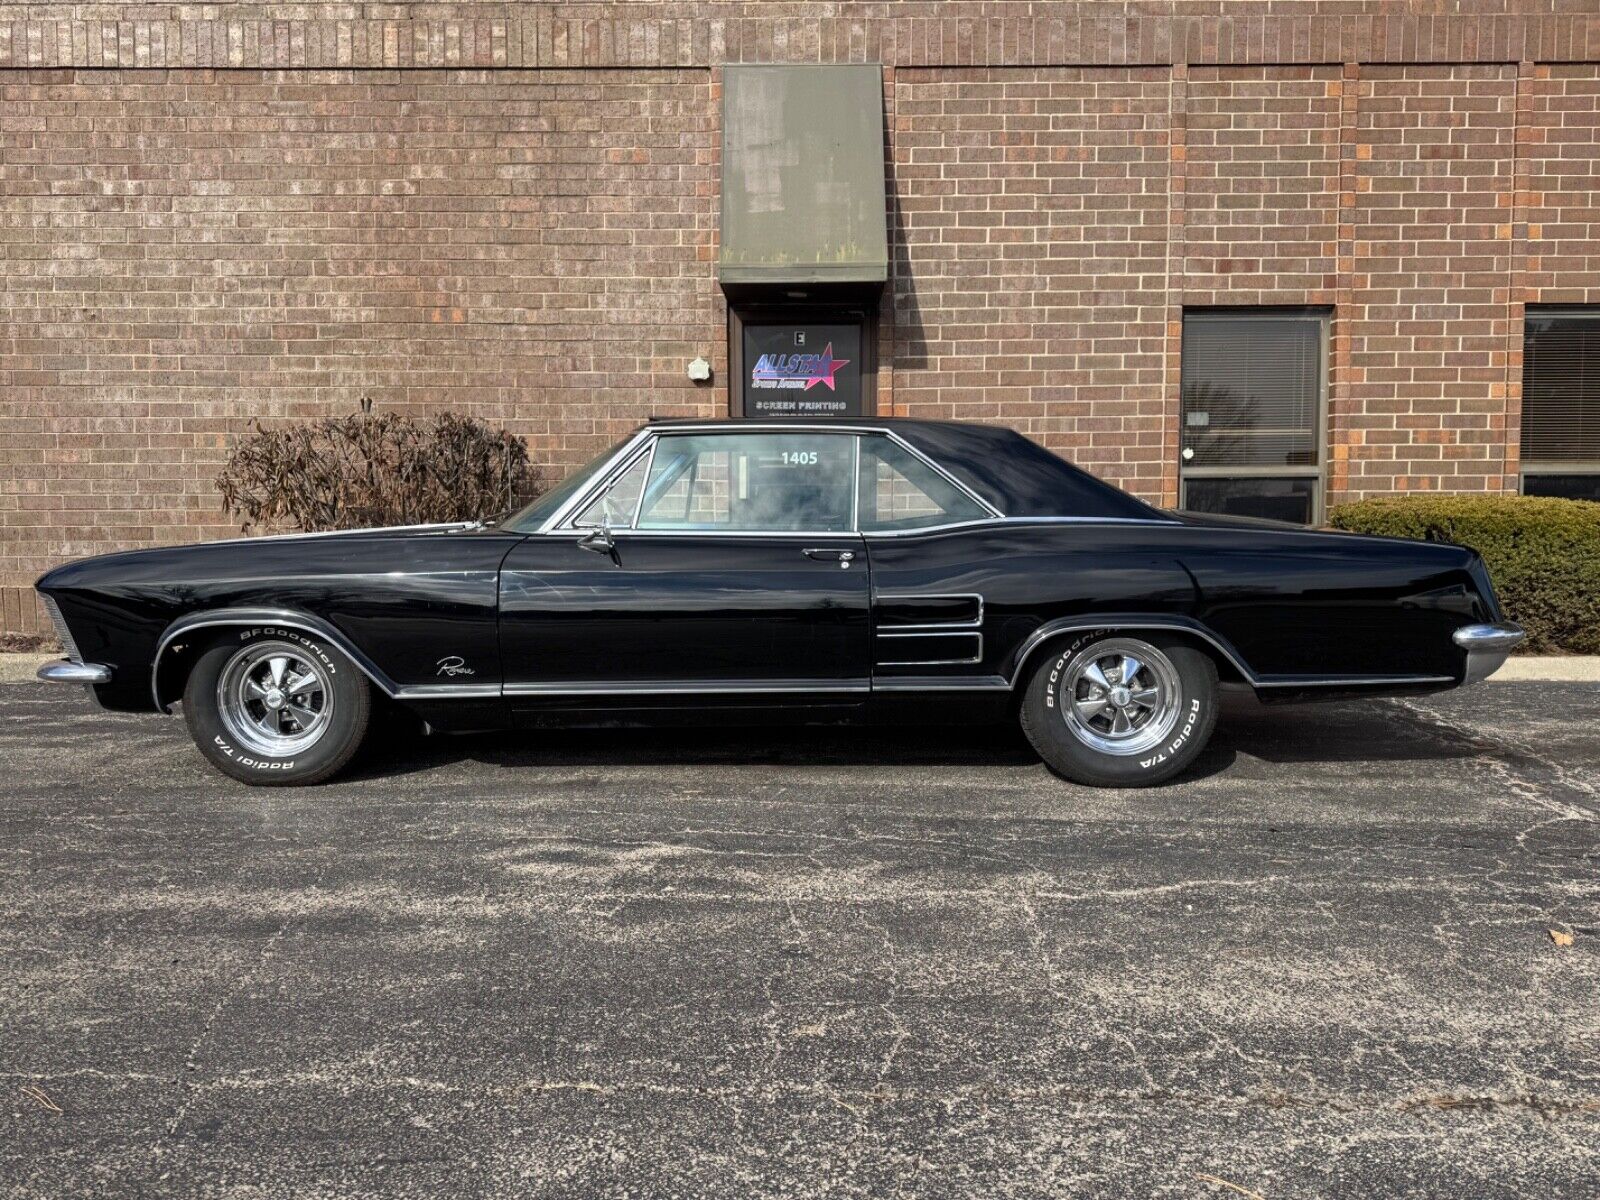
[643, 418, 1169, 522]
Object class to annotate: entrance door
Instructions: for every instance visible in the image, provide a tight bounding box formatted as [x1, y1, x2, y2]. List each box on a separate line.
[498, 429, 870, 714]
[730, 303, 875, 419]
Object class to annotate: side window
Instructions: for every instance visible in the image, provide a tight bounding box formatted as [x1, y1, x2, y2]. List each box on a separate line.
[572, 452, 648, 528]
[636, 433, 854, 532]
[857, 437, 990, 532]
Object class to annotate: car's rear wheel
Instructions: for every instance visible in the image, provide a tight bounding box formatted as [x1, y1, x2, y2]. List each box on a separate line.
[1019, 631, 1218, 787]
[182, 630, 371, 785]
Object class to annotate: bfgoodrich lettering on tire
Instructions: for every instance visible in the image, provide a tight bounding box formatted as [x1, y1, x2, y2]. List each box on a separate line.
[1019, 631, 1218, 787]
[182, 629, 372, 786]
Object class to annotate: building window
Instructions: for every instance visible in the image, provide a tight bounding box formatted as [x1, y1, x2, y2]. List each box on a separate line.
[1522, 308, 1600, 502]
[1179, 309, 1327, 525]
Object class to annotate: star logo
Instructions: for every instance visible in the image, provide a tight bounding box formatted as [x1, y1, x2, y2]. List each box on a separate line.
[802, 343, 849, 391]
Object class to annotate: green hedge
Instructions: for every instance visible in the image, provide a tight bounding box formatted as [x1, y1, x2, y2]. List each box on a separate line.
[1327, 494, 1600, 655]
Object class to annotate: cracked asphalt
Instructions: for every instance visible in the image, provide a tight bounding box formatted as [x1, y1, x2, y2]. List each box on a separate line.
[3, 680, 1598, 1199]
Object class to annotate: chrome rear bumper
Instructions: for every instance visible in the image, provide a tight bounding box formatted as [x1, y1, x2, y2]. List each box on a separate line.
[37, 660, 113, 685]
[1453, 623, 1525, 685]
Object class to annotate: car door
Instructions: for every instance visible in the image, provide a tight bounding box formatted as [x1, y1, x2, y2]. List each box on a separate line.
[498, 429, 870, 714]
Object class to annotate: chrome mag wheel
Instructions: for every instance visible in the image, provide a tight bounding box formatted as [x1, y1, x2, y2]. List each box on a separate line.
[1057, 637, 1183, 757]
[215, 640, 334, 758]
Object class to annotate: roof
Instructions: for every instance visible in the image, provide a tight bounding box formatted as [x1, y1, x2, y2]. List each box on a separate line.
[640, 418, 1166, 522]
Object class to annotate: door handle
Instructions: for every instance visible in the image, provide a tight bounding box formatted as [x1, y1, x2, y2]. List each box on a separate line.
[804, 548, 856, 568]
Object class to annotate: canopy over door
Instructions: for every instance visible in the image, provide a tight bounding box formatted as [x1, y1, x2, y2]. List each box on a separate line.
[719, 64, 888, 287]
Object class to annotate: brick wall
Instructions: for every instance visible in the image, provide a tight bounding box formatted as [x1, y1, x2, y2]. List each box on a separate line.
[891, 68, 1172, 497]
[0, 68, 719, 629]
[5, 2, 1600, 633]
[1344, 66, 1519, 498]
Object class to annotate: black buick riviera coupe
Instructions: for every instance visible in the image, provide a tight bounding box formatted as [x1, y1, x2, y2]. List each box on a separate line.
[36, 419, 1523, 787]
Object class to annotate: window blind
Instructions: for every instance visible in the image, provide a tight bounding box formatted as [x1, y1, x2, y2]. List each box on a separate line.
[1522, 311, 1600, 463]
[1180, 314, 1323, 468]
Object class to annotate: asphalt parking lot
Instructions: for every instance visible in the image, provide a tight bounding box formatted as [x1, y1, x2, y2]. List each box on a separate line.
[3, 681, 1597, 1198]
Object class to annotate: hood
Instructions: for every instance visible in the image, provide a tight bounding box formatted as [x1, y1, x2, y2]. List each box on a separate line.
[35, 521, 488, 590]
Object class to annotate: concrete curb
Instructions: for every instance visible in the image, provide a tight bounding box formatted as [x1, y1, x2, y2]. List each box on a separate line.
[0, 654, 56, 683]
[1486, 657, 1600, 683]
[4, 651, 1598, 685]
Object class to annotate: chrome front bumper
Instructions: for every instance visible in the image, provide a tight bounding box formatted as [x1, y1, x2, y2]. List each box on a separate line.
[37, 660, 113, 685]
[1453, 623, 1525, 685]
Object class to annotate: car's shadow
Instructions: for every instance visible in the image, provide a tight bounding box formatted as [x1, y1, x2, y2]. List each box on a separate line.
[343, 692, 1490, 785]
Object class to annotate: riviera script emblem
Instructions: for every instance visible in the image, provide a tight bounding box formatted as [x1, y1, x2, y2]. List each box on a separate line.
[435, 656, 476, 677]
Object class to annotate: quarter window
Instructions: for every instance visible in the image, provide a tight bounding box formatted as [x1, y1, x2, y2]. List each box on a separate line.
[857, 437, 990, 531]
[572, 452, 648, 528]
[1521, 309, 1600, 501]
[635, 433, 855, 532]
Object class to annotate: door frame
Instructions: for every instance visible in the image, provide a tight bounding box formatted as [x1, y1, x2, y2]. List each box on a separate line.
[1177, 306, 1331, 524]
[727, 295, 880, 420]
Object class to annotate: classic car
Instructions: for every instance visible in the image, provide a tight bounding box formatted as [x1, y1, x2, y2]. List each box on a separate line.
[34, 418, 1524, 787]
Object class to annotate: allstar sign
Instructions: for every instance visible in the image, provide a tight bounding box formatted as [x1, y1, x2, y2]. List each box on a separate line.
[750, 343, 852, 391]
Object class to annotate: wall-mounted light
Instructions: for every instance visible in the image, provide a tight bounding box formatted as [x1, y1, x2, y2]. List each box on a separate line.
[687, 356, 712, 382]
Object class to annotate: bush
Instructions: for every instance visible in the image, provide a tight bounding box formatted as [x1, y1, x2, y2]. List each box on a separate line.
[218, 404, 543, 533]
[1327, 494, 1600, 654]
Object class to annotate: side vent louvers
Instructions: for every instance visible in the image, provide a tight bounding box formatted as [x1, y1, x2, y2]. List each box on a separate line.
[40, 595, 82, 663]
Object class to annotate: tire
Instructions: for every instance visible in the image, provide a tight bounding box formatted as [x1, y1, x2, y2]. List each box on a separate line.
[1019, 630, 1218, 788]
[182, 627, 372, 786]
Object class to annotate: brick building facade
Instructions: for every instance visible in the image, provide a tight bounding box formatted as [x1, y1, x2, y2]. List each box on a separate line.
[4, 2, 1600, 633]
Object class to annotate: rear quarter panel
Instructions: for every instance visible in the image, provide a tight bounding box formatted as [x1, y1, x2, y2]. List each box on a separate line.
[865, 520, 1486, 687]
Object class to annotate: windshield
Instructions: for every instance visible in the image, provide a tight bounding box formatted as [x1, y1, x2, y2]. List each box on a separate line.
[502, 437, 633, 533]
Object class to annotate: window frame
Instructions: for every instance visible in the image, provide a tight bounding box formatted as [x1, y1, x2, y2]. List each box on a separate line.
[1178, 307, 1331, 525]
[1519, 306, 1600, 497]
[549, 428, 1002, 537]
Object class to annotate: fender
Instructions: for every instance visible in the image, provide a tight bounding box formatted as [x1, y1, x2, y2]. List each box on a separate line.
[1006, 614, 1453, 692]
[150, 607, 406, 714]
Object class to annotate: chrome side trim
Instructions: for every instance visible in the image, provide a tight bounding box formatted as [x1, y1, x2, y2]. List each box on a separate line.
[37, 660, 112, 685]
[392, 683, 504, 700]
[1006, 615, 1455, 692]
[1454, 621, 1525, 685]
[150, 608, 405, 713]
[873, 591, 985, 630]
[872, 675, 1010, 692]
[140, 521, 481, 552]
[875, 633, 984, 667]
[504, 679, 872, 697]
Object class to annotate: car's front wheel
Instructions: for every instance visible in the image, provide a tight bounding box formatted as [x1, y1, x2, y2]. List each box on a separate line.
[182, 630, 372, 785]
[1019, 631, 1218, 787]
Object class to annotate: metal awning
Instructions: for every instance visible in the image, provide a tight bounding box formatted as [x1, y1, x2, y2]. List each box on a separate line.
[719, 64, 888, 287]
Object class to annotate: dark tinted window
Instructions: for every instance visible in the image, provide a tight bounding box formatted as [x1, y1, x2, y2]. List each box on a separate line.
[1183, 477, 1317, 525]
[1522, 473, 1600, 503]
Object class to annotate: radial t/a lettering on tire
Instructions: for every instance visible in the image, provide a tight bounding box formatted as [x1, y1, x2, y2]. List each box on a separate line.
[182, 627, 372, 786]
[1019, 630, 1219, 787]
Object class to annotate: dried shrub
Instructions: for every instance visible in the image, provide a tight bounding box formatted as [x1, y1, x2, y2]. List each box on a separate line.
[217, 404, 543, 533]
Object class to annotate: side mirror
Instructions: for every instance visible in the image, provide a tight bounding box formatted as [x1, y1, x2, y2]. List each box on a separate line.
[577, 517, 617, 557]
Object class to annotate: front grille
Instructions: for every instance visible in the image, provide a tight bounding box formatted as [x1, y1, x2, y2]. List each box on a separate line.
[39, 594, 82, 663]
